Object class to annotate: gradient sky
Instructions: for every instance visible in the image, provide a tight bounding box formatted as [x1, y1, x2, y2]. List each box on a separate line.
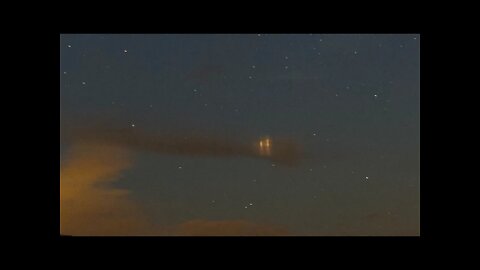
[60, 34, 420, 236]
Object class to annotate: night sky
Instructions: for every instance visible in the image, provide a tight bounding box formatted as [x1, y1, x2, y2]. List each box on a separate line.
[60, 34, 420, 236]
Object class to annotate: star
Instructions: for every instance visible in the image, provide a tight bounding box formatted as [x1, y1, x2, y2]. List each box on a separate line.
[285, 56, 289, 60]
[284, 66, 289, 69]
[131, 123, 135, 127]
[354, 50, 358, 55]
[63, 71, 67, 75]
[178, 165, 183, 169]
[252, 65, 256, 69]
[365, 176, 369, 180]
[374, 94, 378, 98]
[81, 81, 86, 85]
[124, 49, 128, 53]
[67, 44, 72, 48]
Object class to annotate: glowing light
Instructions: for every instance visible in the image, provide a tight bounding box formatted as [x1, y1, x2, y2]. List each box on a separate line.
[258, 137, 272, 156]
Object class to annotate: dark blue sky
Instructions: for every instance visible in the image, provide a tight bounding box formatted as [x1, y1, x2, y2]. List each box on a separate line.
[60, 34, 419, 236]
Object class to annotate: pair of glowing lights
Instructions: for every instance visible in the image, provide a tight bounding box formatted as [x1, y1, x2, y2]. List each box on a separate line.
[259, 137, 272, 156]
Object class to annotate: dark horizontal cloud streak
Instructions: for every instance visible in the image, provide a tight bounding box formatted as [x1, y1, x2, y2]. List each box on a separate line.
[62, 123, 303, 166]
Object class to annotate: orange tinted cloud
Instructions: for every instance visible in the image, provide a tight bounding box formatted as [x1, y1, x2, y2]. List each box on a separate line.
[174, 219, 290, 236]
[60, 141, 292, 236]
[60, 142, 156, 236]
